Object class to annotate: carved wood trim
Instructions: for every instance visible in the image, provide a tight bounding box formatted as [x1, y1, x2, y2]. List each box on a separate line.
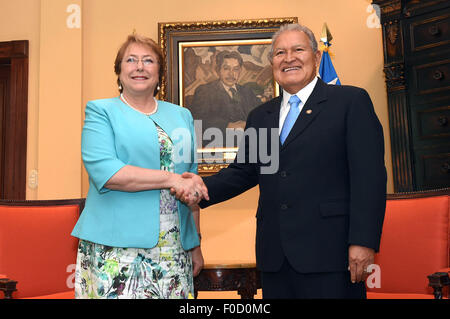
[0, 198, 86, 211]
[193, 266, 261, 299]
[384, 62, 406, 91]
[387, 92, 415, 192]
[372, 0, 402, 22]
[386, 187, 449, 199]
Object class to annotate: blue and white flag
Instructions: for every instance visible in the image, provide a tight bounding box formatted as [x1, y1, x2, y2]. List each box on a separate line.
[318, 24, 340, 85]
[319, 43, 341, 85]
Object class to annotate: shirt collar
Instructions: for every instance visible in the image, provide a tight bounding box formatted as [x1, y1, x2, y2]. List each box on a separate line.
[221, 81, 237, 93]
[281, 76, 318, 110]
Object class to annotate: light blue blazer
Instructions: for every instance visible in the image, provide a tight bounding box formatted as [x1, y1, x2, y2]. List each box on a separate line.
[71, 97, 200, 250]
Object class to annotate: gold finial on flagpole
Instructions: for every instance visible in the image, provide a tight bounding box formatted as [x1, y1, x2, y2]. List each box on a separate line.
[320, 23, 333, 44]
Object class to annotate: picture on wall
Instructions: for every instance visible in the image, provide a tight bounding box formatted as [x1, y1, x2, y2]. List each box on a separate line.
[158, 17, 298, 174]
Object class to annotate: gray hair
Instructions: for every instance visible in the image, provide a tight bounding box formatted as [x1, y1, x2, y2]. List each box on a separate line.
[268, 24, 318, 62]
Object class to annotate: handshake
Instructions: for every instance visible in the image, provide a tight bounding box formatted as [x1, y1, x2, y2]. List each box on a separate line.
[170, 172, 209, 207]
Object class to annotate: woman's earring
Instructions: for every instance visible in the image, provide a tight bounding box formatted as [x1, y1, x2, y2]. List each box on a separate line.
[118, 83, 123, 91]
[157, 85, 160, 91]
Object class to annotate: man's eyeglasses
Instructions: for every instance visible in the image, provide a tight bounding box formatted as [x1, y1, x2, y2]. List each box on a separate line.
[123, 56, 154, 66]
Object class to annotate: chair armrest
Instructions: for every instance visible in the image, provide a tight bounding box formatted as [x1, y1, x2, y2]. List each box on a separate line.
[436, 267, 450, 273]
[0, 278, 18, 299]
[428, 270, 450, 299]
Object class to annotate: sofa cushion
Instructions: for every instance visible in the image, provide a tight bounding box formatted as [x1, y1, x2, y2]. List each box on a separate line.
[0, 205, 80, 298]
[367, 195, 449, 295]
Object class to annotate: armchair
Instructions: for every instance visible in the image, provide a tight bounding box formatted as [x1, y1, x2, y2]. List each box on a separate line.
[0, 198, 84, 299]
[366, 189, 450, 299]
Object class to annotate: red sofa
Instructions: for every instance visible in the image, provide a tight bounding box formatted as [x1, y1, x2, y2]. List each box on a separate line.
[1, 189, 449, 299]
[0, 198, 84, 299]
[366, 189, 450, 299]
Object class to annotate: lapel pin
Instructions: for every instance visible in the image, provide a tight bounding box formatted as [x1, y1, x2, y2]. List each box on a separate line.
[306, 109, 312, 114]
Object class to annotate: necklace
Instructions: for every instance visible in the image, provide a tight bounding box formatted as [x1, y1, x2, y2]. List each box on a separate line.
[120, 93, 157, 116]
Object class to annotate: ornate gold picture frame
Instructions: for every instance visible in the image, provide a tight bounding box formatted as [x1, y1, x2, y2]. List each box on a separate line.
[158, 17, 297, 175]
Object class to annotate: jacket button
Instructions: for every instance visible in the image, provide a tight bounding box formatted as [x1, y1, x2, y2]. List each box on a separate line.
[280, 171, 287, 177]
[281, 204, 288, 210]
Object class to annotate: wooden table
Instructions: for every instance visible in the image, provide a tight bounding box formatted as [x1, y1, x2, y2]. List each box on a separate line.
[194, 263, 261, 299]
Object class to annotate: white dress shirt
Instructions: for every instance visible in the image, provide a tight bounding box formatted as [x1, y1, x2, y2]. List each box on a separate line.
[279, 76, 318, 135]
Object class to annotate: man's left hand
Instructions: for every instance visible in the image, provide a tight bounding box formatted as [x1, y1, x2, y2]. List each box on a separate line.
[348, 245, 375, 283]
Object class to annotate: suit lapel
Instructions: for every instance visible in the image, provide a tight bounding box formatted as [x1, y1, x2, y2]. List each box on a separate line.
[281, 79, 328, 149]
[264, 95, 282, 129]
[215, 80, 233, 102]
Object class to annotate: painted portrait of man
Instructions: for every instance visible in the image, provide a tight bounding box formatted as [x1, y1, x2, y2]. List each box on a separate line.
[182, 45, 275, 148]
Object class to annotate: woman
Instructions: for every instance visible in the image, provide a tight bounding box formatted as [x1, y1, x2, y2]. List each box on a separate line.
[71, 33, 208, 299]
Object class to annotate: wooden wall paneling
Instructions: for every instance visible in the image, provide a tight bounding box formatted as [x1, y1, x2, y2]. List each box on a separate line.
[373, 0, 450, 191]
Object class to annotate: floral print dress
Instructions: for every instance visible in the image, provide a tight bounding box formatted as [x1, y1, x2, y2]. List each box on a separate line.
[74, 123, 194, 299]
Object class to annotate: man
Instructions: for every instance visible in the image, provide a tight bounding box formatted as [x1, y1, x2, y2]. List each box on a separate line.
[180, 24, 387, 298]
[189, 50, 261, 147]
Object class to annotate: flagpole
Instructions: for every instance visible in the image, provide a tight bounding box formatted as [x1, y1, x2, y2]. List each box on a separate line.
[318, 23, 341, 85]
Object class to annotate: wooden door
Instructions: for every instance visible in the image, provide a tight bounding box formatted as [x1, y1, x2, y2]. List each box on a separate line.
[0, 63, 10, 198]
[0, 41, 28, 199]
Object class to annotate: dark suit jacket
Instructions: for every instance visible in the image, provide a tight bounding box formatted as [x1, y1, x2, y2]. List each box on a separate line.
[200, 78, 387, 273]
[189, 80, 261, 146]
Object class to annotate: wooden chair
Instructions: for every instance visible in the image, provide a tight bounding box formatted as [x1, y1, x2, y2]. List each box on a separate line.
[0, 198, 84, 299]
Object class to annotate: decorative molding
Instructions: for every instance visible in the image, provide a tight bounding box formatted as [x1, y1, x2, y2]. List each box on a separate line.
[386, 21, 399, 45]
[372, 0, 402, 17]
[381, 18, 404, 63]
[159, 17, 296, 32]
[386, 187, 449, 199]
[403, 0, 448, 17]
[384, 62, 406, 91]
[381, 2, 401, 15]
[387, 93, 415, 192]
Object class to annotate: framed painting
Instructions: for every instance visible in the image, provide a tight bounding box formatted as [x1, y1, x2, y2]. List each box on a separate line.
[158, 17, 297, 174]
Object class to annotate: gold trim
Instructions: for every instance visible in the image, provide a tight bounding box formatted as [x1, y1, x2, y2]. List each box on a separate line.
[159, 17, 297, 32]
[198, 163, 230, 175]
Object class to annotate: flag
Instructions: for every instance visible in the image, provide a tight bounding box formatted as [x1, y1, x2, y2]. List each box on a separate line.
[318, 23, 341, 85]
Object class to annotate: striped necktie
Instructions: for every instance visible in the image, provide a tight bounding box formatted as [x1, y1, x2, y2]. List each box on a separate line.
[280, 95, 301, 145]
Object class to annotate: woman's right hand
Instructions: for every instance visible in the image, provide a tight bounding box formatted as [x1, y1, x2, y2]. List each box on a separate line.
[170, 173, 209, 206]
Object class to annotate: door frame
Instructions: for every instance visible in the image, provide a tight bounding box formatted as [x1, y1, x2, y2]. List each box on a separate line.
[0, 41, 28, 199]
